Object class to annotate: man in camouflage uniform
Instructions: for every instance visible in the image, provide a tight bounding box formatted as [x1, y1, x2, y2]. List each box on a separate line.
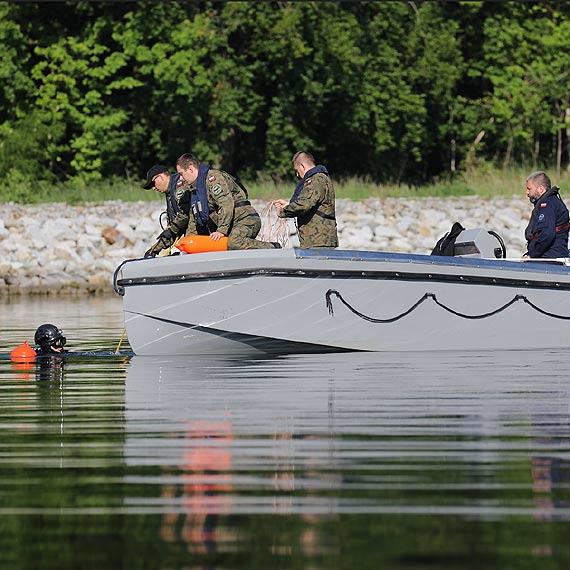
[175, 153, 279, 250]
[273, 151, 338, 249]
[142, 164, 192, 257]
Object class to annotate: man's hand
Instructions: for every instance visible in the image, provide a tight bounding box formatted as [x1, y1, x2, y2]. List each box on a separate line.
[273, 199, 289, 210]
[158, 228, 174, 241]
[144, 243, 160, 258]
[210, 231, 225, 241]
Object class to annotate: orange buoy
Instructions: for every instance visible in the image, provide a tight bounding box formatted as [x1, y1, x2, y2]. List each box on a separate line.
[175, 235, 228, 254]
[10, 340, 36, 362]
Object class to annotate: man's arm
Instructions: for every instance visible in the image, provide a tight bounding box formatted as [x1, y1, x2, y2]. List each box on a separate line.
[185, 213, 198, 237]
[279, 177, 325, 218]
[167, 189, 190, 237]
[209, 177, 235, 236]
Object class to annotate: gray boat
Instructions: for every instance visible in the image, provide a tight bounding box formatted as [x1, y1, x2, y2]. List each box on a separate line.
[113, 229, 570, 355]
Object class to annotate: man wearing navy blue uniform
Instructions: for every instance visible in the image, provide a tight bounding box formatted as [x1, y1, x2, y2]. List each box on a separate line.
[524, 171, 569, 258]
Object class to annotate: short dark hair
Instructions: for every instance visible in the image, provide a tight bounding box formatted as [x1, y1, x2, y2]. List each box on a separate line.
[176, 153, 200, 170]
[527, 171, 551, 191]
[292, 151, 316, 167]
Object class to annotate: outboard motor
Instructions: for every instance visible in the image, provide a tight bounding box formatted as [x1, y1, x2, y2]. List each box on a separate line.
[453, 228, 507, 259]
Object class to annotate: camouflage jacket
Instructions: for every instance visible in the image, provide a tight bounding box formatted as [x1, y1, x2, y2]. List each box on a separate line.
[164, 175, 190, 241]
[278, 172, 338, 248]
[185, 169, 259, 236]
[153, 175, 190, 252]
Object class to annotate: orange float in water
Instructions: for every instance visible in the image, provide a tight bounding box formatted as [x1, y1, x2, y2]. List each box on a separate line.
[10, 340, 36, 362]
[175, 235, 228, 254]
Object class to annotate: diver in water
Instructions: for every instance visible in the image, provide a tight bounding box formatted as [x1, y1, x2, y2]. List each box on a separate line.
[32, 323, 131, 357]
[34, 324, 69, 356]
[31, 324, 70, 382]
[9, 324, 129, 383]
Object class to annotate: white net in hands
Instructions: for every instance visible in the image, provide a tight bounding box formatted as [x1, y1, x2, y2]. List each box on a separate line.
[258, 201, 290, 247]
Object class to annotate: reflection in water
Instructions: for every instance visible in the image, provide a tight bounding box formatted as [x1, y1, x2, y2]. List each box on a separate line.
[35, 355, 66, 383]
[160, 420, 234, 552]
[528, 419, 570, 559]
[3, 312, 570, 569]
[125, 355, 346, 559]
[0, 351, 131, 569]
[123, 350, 570, 564]
[531, 424, 570, 533]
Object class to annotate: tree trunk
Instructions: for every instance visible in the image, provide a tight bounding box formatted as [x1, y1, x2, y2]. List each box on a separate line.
[448, 106, 455, 174]
[221, 126, 237, 173]
[565, 101, 570, 173]
[555, 101, 562, 180]
[556, 124, 562, 180]
[466, 124, 489, 173]
[502, 134, 513, 170]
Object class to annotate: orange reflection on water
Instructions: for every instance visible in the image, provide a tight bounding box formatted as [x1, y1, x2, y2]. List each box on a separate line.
[161, 419, 234, 553]
[11, 361, 34, 381]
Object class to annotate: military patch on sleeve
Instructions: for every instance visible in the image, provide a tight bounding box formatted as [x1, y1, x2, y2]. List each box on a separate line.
[538, 213, 545, 221]
[540, 203, 547, 208]
[211, 183, 223, 196]
[208, 175, 216, 182]
[306, 178, 312, 185]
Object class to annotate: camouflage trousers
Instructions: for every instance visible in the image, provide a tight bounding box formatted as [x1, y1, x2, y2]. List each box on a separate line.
[228, 213, 275, 250]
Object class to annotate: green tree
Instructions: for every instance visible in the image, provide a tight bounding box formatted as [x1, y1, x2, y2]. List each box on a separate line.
[407, 2, 464, 178]
[1, 0, 570, 191]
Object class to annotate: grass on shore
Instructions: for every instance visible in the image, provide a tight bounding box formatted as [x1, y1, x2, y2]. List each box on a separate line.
[5, 166, 570, 205]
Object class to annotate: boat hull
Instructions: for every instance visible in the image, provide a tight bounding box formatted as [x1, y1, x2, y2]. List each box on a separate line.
[114, 249, 570, 355]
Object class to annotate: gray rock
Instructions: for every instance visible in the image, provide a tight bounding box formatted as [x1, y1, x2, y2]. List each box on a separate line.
[0, 197, 539, 294]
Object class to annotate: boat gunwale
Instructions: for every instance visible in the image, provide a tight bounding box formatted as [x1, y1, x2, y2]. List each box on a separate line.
[116, 266, 570, 293]
[114, 248, 570, 296]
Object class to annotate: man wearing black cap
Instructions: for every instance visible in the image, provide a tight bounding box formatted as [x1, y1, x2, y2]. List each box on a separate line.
[142, 164, 191, 258]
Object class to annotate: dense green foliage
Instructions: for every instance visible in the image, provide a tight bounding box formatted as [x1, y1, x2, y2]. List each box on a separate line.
[1, 1, 569, 201]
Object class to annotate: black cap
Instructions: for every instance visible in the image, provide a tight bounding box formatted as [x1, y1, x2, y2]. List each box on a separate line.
[142, 164, 169, 189]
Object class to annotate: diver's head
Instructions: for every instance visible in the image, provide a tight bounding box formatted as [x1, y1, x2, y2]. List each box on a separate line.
[34, 324, 66, 354]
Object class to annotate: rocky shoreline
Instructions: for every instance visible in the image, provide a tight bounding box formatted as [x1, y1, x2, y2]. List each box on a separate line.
[0, 197, 530, 295]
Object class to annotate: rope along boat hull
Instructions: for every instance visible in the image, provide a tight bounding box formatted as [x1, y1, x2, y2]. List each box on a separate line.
[114, 249, 570, 355]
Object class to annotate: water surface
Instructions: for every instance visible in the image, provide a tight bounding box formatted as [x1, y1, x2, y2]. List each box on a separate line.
[1, 295, 569, 568]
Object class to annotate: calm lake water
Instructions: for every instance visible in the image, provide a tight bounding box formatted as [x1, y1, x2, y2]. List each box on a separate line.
[1, 295, 570, 569]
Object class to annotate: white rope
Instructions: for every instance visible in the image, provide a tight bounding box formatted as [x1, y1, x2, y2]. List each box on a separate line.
[258, 201, 290, 247]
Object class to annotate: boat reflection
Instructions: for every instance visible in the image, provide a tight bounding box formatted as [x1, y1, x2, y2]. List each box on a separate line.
[124, 349, 570, 561]
[125, 354, 341, 555]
